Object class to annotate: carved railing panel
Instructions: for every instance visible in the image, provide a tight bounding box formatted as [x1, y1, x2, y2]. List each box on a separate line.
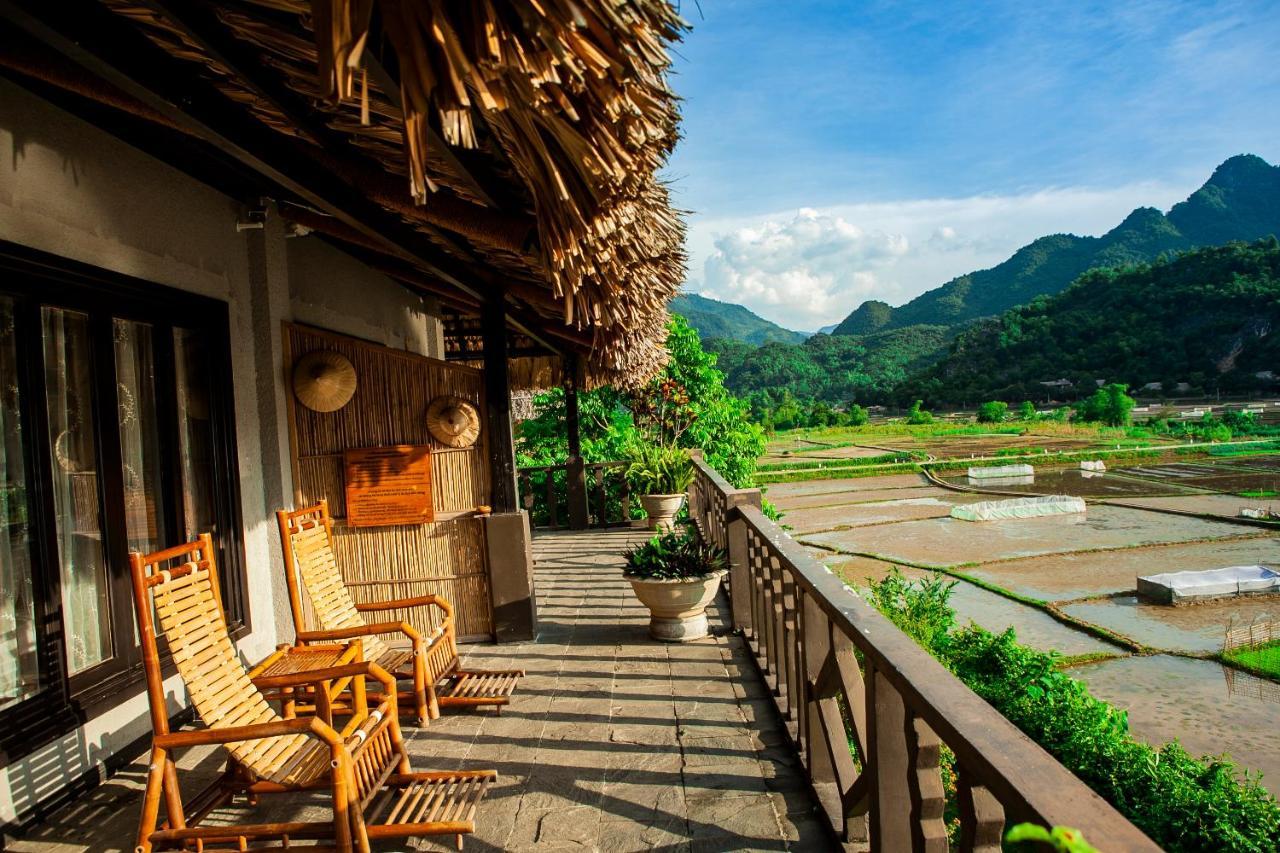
[517, 461, 630, 530]
[688, 456, 1158, 852]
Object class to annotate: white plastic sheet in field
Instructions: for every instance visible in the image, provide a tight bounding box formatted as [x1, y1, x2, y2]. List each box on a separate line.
[1137, 566, 1280, 604]
[967, 464, 1034, 480]
[950, 495, 1086, 522]
[1080, 460, 1107, 472]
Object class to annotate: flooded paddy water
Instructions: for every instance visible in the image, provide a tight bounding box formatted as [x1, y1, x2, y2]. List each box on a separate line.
[942, 467, 1194, 497]
[1075, 655, 1280, 795]
[1062, 595, 1280, 653]
[801, 504, 1251, 568]
[811, 553, 1114, 656]
[767, 442, 1280, 791]
[968, 537, 1278, 601]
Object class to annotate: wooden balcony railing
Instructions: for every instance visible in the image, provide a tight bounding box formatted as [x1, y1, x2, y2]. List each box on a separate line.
[517, 459, 631, 530]
[688, 454, 1158, 851]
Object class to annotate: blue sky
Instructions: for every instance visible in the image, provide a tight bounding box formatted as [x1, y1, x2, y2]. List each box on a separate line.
[668, 0, 1280, 330]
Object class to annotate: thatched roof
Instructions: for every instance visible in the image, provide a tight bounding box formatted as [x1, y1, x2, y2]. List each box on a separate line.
[22, 0, 687, 387]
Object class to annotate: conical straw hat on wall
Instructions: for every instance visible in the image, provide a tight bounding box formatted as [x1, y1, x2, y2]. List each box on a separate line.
[426, 396, 481, 448]
[293, 350, 357, 412]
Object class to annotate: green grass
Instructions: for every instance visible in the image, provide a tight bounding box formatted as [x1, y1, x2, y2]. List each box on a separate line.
[757, 451, 922, 472]
[1224, 640, 1280, 681]
[1199, 439, 1280, 457]
[755, 461, 921, 484]
[1239, 489, 1280, 498]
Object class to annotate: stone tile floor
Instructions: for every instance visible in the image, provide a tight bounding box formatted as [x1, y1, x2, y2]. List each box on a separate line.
[6, 528, 832, 852]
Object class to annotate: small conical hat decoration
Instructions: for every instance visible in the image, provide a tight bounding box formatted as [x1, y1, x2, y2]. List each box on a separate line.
[426, 396, 481, 448]
[292, 350, 357, 413]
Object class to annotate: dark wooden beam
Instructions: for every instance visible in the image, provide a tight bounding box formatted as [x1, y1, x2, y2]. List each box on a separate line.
[482, 296, 519, 514]
[562, 352, 589, 529]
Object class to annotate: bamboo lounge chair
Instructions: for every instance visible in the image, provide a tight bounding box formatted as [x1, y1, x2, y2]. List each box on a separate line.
[277, 501, 523, 725]
[129, 534, 497, 852]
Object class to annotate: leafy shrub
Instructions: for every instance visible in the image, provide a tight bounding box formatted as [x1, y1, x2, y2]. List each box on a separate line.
[846, 403, 869, 426]
[866, 569, 1280, 852]
[907, 399, 934, 424]
[976, 401, 1009, 423]
[623, 528, 728, 580]
[1017, 400, 1038, 421]
[625, 444, 694, 495]
[1075, 383, 1136, 427]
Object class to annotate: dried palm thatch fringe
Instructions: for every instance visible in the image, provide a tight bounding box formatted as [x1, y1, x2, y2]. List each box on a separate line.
[310, 0, 687, 385]
[95, 0, 686, 388]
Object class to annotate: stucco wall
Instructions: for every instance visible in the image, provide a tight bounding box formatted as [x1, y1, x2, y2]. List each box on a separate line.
[0, 78, 443, 826]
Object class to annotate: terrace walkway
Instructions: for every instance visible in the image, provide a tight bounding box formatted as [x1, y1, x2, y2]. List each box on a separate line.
[6, 529, 831, 852]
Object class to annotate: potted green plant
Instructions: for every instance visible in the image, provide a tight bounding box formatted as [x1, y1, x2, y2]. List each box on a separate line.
[625, 443, 695, 531]
[623, 528, 729, 641]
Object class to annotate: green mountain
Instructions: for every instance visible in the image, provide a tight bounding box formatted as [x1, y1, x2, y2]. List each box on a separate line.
[709, 324, 952, 404]
[833, 154, 1280, 334]
[670, 292, 806, 345]
[898, 239, 1280, 405]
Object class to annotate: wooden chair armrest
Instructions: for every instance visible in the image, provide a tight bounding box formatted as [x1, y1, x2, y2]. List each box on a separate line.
[252, 661, 397, 696]
[297, 621, 423, 643]
[355, 594, 454, 620]
[154, 716, 342, 749]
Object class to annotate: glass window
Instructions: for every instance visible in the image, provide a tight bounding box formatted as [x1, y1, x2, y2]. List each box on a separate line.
[42, 307, 111, 675]
[0, 298, 37, 709]
[114, 319, 166, 555]
[174, 328, 216, 541]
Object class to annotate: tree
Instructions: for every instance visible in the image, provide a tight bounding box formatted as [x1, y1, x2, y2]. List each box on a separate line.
[1076, 383, 1136, 427]
[805, 400, 835, 427]
[907, 400, 934, 425]
[517, 315, 765, 488]
[846, 403, 869, 426]
[1017, 400, 1037, 421]
[976, 401, 1009, 423]
[630, 316, 766, 486]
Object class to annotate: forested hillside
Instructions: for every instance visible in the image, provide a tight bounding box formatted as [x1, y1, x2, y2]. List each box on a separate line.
[670, 292, 806, 345]
[708, 324, 951, 405]
[834, 154, 1280, 334]
[898, 239, 1280, 405]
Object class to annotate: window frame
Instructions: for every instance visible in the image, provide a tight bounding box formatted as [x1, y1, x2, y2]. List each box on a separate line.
[0, 240, 247, 762]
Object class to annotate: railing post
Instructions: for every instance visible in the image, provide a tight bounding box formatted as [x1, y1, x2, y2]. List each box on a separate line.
[868, 668, 912, 852]
[725, 489, 761, 632]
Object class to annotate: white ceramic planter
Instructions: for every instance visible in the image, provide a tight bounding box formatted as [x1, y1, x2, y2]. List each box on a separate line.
[640, 493, 686, 531]
[627, 570, 727, 641]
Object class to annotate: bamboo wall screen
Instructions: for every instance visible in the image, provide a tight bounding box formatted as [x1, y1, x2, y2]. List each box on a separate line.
[283, 324, 493, 640]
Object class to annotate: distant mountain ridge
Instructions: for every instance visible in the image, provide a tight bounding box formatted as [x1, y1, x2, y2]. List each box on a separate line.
[834, 154, 1280, 335]
[670, 292, 806, 345]
[899, 238, 1280, 404]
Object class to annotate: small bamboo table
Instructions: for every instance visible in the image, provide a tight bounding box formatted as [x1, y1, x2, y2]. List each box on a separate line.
[248, 641, 367, 724]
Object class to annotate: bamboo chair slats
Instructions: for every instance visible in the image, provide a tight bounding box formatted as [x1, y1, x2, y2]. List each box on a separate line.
[292, 523, 393, 662]
[152, 564, 329, 786]
[279, 501, 523, 723]
[129, 535, 498, 852]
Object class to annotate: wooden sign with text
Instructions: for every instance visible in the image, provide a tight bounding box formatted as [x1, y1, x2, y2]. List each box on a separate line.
[343, 445, 434, 527]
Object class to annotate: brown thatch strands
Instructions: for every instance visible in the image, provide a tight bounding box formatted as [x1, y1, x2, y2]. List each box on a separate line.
[99, 0, 688, 388]
[284, 324, 493, 638]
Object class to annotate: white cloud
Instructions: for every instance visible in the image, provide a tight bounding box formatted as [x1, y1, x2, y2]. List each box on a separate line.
[684, 180, 1195, 331]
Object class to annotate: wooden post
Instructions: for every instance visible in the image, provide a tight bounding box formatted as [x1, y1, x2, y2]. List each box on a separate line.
[482, 295, 518, 514]
[563, 353, 589, 529]
[726, 490, 762, 631]
[870, 669, 912, 852]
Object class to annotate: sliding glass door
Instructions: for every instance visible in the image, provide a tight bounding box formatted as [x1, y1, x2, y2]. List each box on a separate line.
[0, 298, 37, 710]
[0, 243, 244, 751]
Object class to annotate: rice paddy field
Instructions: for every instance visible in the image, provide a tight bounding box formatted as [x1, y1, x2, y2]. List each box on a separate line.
[765, 426, 1280, 793]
